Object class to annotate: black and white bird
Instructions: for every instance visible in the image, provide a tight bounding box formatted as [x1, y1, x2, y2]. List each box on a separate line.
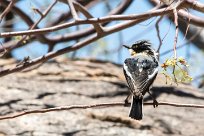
[123, 40, 159, 120]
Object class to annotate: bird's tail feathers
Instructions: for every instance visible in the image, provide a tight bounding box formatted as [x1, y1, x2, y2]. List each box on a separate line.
[129, 96, 143, 120]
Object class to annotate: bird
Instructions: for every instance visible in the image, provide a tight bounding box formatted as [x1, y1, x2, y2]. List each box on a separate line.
[123, 40, 159, 120]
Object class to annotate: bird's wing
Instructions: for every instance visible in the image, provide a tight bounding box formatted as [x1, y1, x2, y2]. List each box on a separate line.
[123, 57, 158, 95]
[123, 68, 135, 92]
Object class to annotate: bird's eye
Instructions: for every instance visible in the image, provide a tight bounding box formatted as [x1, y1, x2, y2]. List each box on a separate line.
[133, 45, 137, 49]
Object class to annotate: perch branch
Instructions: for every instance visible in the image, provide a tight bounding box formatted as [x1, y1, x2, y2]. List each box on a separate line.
[0, 101, 204, 120]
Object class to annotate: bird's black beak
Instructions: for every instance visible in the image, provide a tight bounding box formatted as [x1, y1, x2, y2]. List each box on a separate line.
[123, 45, 130, 49]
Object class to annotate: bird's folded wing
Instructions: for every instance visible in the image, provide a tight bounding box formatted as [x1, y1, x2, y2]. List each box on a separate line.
[123, 58, 158, 95]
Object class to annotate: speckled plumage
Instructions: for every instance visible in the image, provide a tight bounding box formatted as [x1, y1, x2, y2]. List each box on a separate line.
[123, 40, 159, 120]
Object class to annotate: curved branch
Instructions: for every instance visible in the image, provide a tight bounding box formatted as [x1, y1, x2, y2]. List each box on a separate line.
[67, 0, 79, 20]
[0, 6, 177, 37]
[0, 6, 162, 77]
[29, 0, 133, 43]
[178, 10, 204, 27]
[184, 0, 204, 13]
[47, 0, 98, 27]
[0, 0, 16, 23]
[151, 0, 204, 27]
[0, 0, 132, 52]
[73, 1, 104, 35]
[150, 0, 204, 51]
[0, 0, 51, 43]
[0, 101, 203, 120]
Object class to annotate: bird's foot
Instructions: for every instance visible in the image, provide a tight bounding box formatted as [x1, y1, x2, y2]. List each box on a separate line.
[124, 99, 129, 107]
[153, 99, 159, 108]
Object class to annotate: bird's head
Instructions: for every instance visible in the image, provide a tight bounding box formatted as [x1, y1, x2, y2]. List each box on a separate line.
[123, 40, 156, 57]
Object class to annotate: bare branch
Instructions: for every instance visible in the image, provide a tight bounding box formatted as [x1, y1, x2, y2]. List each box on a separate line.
[151, 0, 204, 27]
[173, 8, 178, 58]
[0, 0, 132, 54]
[184, 0, 204, 13]
[0, 0, 16, 23]
[160, 28, 203, 56]
[73, 1, 104, 35]
[0, 6, 165, 77]
[0, 34, 99, 77]
[32, 8, 43, 17]
[156, 16, 163, 53]
[178, 10, 204, 27]
[182, 8, 191, 41]
[14, 0, 58, 51]
[0, 6, 177, 37]
[67, 0, 79, 20]
[0, 101, 204, 120]
[0, 0, 50, 44]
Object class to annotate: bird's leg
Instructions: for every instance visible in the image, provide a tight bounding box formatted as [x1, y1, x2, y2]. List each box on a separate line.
[124, 92, 131, 107]
[148, 90, 158, 108]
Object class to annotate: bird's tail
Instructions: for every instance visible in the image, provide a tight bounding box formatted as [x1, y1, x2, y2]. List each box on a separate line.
[129, 96, 143, 120]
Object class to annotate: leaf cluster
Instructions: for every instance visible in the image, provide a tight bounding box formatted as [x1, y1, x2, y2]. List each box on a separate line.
[161, 57, 193, 84]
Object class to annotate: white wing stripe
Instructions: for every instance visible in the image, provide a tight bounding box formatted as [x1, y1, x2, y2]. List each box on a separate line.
[123, 63, 137, 89]
[148, 67, 158, 80]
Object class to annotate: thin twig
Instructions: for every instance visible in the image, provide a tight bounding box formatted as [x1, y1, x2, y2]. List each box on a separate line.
[0, 42, 8, 57]
[0, 0, 132, 53]
[173, 8, 178, 58]
[0, 101, 204, 120]
[0, 6, 180, 37]
[182, 8, 191, 41]
[0, 9, 165, 77]
[0, 6, 163, 77]
[160, 28, 203, 56]
[71, 25, 79, 58]
[0, 34, 99, 77]
[67, 0, 79, 20]
[73, 1, 104, 35]
[32, 8, 43, 17]
[172, 65, 178, 84]
[15, 0, 58, 47]
[0, 0, 16, 23]
[162, 21, 172, 42]
[156, 16, 163, 53]
[152, 0, 204, 27]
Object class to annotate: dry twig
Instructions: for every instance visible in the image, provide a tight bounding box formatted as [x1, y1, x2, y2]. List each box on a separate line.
[173, 8, 178, 58]
[0, 101, 204, 120]
[156, 16, 163, 53]
[67, 0, 79, 20]
[0, 0, 16, 23]
[160, 28, 203, 56]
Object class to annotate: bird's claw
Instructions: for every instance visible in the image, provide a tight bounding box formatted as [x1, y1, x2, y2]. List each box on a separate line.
[153, 99, 159, 108]
[124, 99, 129, 107]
